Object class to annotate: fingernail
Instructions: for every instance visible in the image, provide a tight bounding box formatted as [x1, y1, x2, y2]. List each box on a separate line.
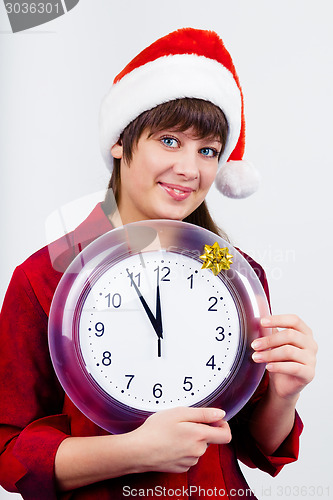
[252, 352, 263, 362]
[261, 317, 271, 326]
[213, 409, 225, 419]
[251, 339, 262, 349]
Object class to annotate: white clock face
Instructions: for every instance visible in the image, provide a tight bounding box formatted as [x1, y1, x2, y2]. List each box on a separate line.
[78, 250, 242, 413]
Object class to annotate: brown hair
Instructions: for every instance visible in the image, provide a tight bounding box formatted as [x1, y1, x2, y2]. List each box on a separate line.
[104, 98, 229, 239]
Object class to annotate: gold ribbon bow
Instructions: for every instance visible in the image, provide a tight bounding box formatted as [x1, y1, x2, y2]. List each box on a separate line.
[200, 242, 233, 276]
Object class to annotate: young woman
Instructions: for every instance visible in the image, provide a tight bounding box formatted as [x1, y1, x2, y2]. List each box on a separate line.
[0, 28, 317, 500]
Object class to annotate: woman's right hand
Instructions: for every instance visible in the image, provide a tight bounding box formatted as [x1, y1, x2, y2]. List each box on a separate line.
[132, 406, 231, 474]
[55, 406, 230, 491]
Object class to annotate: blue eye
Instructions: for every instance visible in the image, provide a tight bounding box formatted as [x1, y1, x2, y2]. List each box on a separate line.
[200, 148, 218, 158]
[161, 137, 178, 148]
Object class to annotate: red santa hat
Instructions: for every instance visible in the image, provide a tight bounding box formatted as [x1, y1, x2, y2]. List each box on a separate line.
[99, 28, 260, 199]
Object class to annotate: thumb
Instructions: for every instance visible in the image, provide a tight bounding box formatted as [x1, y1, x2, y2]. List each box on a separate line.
[177, 407, 226, 424]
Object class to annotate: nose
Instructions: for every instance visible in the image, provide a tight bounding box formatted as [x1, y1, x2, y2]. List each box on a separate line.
[172, 151, 199, 180]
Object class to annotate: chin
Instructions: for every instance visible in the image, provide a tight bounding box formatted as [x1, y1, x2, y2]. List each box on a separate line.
[155, 210, 188, 221]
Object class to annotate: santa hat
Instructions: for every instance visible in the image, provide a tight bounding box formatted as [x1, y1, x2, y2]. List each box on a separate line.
[99, 28, 260, 199]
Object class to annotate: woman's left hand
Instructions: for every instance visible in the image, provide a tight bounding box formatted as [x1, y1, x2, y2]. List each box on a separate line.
[251, 314, 317, 401]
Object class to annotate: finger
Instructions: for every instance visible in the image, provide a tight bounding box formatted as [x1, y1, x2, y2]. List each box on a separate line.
[252, 344, 313, 365]
[266, 361, 315, 383]
[169, 406, 226, 424]
[192, 421, 232, 445]
[251, 329, 310, 352]
[260, 314, 312, 336]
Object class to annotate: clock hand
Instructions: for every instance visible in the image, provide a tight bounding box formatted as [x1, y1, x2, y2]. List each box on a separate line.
[155, 284, 164, 358]
[155, 284, 163, 338]
[157, 337, 162, 358]
[146, 279, 165, 358]
[126, 269, 163, 343]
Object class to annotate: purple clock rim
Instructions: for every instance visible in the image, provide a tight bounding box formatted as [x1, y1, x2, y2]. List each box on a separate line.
[48, 219, 271, 433]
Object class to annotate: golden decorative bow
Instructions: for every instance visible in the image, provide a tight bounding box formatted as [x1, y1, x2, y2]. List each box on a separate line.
[200, 242, 233, 276]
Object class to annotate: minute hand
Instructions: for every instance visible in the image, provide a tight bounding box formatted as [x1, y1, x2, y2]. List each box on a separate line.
[126, 269, 163, 339]
[155, 284, 164, 358]
[155, 284, 163, 338]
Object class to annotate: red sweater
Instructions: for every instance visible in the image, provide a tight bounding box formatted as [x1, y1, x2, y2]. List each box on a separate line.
[0, 203, 303, 500]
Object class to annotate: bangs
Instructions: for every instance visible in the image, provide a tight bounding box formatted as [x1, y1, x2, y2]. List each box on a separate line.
[147, 99, 228, 141]
[120, 98, 228, 163]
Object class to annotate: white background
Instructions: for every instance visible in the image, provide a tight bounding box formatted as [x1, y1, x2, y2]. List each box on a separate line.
[0, 1, 332, 498]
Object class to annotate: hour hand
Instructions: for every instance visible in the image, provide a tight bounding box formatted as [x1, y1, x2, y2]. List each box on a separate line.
[126, 269, 162, 339]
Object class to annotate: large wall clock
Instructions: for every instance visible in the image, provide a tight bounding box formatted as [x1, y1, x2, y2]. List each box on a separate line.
[48, 220, 271, 434]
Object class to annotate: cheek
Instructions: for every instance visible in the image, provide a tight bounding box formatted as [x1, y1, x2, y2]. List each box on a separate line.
[145, 151, 170, 177]
[134, 150, 163, 181]
[201, 166, 218, 190]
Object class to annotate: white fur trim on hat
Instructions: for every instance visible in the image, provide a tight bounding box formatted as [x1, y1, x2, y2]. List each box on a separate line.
[215, 160, 261, 199]
[99, 54, 242, 171]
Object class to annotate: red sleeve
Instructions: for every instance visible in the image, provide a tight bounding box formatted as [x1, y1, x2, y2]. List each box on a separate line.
[230, 372, 303, 476]
[230, 252, 303, 476]
[0, 267, 70, 498]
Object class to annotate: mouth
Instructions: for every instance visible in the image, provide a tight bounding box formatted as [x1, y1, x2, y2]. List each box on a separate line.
[158, 182, 194, 201]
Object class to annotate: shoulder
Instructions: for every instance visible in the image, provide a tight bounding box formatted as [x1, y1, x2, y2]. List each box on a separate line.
[10, 203, 113, 316]
[11, 238, 69, 317]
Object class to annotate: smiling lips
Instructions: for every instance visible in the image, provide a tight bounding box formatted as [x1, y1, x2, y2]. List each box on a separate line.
[158, 182, 194, 201]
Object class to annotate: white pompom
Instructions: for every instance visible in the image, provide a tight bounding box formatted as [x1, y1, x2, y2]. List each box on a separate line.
[215, 160, 261, 199]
